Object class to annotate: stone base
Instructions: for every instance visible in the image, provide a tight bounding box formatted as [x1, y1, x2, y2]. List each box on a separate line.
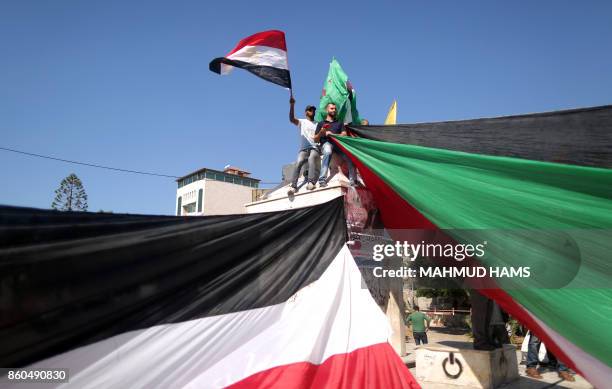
[416, 342, 518, 389]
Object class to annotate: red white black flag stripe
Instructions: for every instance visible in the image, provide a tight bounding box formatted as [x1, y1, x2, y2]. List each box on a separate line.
[209, 30, 292, 89]
[0, 199, 419, 388]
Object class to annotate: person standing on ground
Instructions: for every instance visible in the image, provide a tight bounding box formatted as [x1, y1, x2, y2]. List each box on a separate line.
[288, 96, 320, 194]
[406, 306, 431, 345]
[525, 333, 575, 382]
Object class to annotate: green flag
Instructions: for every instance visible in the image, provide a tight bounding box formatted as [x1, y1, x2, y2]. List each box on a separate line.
[335, 135, 612, 372]
[315, 58, 361, 124]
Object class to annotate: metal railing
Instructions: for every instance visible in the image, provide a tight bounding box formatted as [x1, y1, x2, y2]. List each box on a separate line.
[421, 308, 471, 316]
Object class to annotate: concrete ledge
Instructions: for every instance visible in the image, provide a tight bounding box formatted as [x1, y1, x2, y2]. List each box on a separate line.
[245, 183, 345, 213]
[416, 342, 518, 389]
[245, 174, 351, 213]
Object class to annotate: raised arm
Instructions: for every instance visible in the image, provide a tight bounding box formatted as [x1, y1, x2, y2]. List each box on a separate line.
[289, 96, 299, 125]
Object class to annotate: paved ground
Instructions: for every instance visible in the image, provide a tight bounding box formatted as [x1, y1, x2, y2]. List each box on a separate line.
[403, 328, 593, 389]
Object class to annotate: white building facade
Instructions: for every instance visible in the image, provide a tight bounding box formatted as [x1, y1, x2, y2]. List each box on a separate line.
[176, 166, 260, 216]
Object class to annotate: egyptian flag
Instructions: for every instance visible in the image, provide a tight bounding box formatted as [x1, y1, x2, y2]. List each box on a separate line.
[209, 30, 292, 89]
[334, 105, 612, 388]
[0, 199, 418, 388]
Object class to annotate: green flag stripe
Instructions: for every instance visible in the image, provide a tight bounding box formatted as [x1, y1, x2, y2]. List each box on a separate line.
[336, 136, 612, 367]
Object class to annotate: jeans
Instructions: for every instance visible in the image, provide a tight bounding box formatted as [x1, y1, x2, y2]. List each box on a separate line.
[318, 142, 356, 183]
[290, 148, 320, 188]
[526, 333, 569, 372]
[413, 331, 428, 345]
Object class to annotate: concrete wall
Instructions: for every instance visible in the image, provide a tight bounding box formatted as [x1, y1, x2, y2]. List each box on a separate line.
[202, 179, 252, 215]
[176, 181, 205, 216]
[176, 179, 254, 216]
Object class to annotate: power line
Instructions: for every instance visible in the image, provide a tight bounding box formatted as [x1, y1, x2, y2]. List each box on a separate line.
[0, 146, 180, 178]
[0, 146, 281, 185]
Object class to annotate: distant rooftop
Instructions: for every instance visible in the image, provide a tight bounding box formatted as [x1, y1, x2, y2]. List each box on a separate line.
[177, 166, 260, 189]
[223, 165, 251, 177]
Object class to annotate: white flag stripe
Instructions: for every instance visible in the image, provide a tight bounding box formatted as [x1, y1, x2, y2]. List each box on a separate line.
[226, 45, 289, 70]
[12, 245, 391, 389]
[220, 63, 233, 75]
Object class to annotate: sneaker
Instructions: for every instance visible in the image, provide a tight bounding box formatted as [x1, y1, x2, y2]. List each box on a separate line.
[318, 181, 327, 188]
[287, 186, 296, 195]
[558, 371, 575, 382]
[526, 367, 542, 379]
[307, 182, 315, 190]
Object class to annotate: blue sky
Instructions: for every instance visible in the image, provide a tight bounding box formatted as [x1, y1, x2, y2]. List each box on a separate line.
[1, 0, 611, 215]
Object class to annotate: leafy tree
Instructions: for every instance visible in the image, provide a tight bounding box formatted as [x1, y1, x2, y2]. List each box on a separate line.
[52, 173, 88, 211]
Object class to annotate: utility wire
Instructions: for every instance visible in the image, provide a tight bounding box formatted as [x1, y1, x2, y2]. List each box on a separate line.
[0, 146, 282, 185]
[0, 146, 180, 178]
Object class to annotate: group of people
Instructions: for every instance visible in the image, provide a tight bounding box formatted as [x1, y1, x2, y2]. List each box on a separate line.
[291, 94, 578, 384]
[405, 304, 575, 382]
[288, 97, 359, 194]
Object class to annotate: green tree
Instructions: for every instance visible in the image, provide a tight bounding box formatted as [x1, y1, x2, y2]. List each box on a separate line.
[52, 173, 88, 211]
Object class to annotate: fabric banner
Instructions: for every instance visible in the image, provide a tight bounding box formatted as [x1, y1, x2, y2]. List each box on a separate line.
[0, 199, 418, 388]
[333, 135, 612, 388]
[315, 58, 360, 125]
[349, 104, 612, 168]
[209, 30, 291, 89]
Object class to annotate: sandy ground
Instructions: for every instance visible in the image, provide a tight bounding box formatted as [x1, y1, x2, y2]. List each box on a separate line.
[404, 328, 594, 389]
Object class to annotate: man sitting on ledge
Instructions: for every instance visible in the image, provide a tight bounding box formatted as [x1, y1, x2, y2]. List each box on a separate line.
[314, 102, 357, 187]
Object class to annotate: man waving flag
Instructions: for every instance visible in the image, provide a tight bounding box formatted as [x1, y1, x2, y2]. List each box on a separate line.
[209, 30, 292, 89]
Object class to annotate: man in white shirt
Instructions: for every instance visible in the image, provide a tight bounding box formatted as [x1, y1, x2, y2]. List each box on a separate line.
[288, 96, 320, 194]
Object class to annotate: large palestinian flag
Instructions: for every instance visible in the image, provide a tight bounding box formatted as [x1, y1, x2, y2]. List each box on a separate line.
[349, 104, 612, 167]
[0, 199, 418, 388]
[334, 104, 612, 388]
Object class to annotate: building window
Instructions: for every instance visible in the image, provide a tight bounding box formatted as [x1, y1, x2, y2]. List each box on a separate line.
[177, 196, 182, 216]
[197, 189, 203, 213]
[183, 202, 196, 214]
[182, 170, 259, 188]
